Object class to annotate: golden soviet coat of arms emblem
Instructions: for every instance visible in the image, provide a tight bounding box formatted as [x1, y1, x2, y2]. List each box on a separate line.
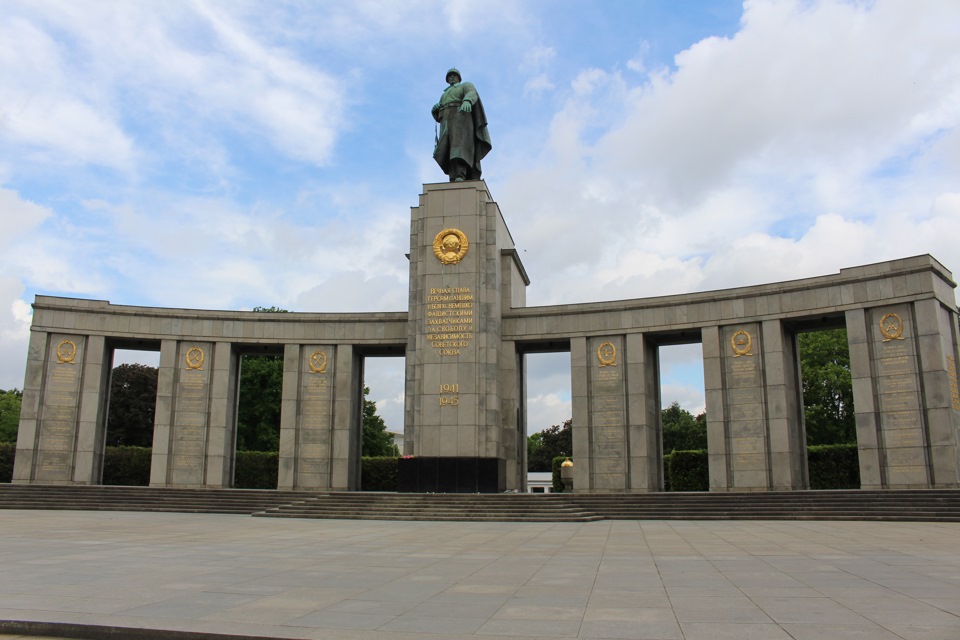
[597, 341, 617, 367]
[433, 228, 469, 265]
[56, 339, 78, 364]
[879, 312, 905, 342]
[731, 330, 753, 357]
[308, 350, 328, 374]
[185, 346, 205, 370]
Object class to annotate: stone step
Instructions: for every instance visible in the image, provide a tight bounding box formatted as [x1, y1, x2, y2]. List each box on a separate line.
[2, 484, 959, 522]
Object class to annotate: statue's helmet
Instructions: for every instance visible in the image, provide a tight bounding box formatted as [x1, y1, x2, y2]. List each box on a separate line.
[445, 67, 461, 83]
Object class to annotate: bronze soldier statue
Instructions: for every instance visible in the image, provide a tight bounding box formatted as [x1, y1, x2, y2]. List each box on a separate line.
[432, 68, 492, 182]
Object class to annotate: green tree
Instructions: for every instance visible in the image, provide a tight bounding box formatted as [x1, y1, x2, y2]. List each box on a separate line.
[362, 386, 397, 456]
[527, 419, 572, 471]
[235, 354, 283, 451]
[526, 431, 544, 466]
[661, 401, 707, 453]
[235, 306, 288, 452]
[0, 388, 23, 443]
[798, 328, 855, 445]
[107, 364, 158, 446]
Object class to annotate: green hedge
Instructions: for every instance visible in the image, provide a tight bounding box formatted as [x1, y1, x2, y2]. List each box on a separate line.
[3, 442, 863, 492]
[661, 444, 861, 491]
[552, 456, 570, 493]
[102, 446, 152, 486]
[667, 449, 709, 491]
[0, 442, 14, 483]
[362, 456, 398, 491]
[808, 443, 860, 489]
[235, 450, 279, 489]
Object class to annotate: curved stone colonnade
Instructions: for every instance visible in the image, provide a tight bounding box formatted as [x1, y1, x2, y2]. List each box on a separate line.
[505, 255, 960, 492]
[13, 303, 407, 491]
[10, 183, 960, 494]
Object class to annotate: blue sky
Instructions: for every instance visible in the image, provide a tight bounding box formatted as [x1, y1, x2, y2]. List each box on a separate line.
[2, 1, 959, 434]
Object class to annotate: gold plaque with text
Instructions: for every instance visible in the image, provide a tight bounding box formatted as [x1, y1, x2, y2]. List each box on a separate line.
[433, 228, 469, 265]
[731, 330, 753, 357]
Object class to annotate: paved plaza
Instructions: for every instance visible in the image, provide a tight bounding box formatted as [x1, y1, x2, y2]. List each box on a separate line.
[0, 510, 959, 640]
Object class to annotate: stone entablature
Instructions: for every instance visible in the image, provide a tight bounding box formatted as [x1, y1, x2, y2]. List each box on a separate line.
[503, 255, 955, 341]
[27, 297, 408, 345]
[12, 182, 960, 494]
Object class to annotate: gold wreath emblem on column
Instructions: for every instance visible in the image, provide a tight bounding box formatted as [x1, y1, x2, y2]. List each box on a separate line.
[597, 341, 617, 367]
[56, 339, 77, 364]
[731, 330, 753, 357]
[185, 346, 205, 370]
[308, 350, 328, 374]
[433, 228, 469, 265]
[879, 312, 905, 342]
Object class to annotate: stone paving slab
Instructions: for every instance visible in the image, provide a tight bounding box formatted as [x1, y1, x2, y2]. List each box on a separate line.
[0, 510, 958, 639]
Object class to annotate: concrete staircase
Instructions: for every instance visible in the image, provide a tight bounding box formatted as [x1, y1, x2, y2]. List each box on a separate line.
[1, 484, 959, 522]
[254, 492, 604, 522]
[0, 484, 314, 514]
[567, 489, 960, 522]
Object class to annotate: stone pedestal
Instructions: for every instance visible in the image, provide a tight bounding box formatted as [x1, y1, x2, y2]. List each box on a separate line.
[403, 181, 527, 492]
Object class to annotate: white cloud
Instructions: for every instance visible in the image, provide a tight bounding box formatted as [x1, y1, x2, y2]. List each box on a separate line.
[500, 0, 960, 309]
[0, 2, 347, 171]
[523, 74, 555, 98]
[0, 277, 32, 390]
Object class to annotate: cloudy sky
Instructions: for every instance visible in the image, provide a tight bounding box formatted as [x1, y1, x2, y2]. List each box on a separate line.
[2, 0, 959, 435]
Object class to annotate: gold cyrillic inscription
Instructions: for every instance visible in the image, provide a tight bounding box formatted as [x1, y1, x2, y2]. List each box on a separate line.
[947, 355, 960, 411]
[425, 286, 474, 356]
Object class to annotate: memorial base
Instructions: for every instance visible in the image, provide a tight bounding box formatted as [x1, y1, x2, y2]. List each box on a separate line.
[398, 457, 505, 493]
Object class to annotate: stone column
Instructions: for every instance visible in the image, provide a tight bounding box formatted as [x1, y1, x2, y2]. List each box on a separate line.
[73, 335, 109, 484]
[157, 340, 218, 487]
[762, 320, 806, 490]
[859, 304, 932, 488]
[851, 302, 960, 489]
[584, 335, 629, 492]
[13, 332, 108, 484]
[715, 323, 772, 491]
[12, 329, 49, 483]
[570, 337, 590, 492]
[914, 299, 960, 487]
[204, 341, 237, 488]
[702, 325, 730, 491]
[331, 344, 360, 490]
[846, 308, 883, 488]
[279, 344, 339, 490]
[403, 181, 522, 492]
[626, 333, 661, 491]
[149, 339, 178, 487]
[499, 340, 524, 491]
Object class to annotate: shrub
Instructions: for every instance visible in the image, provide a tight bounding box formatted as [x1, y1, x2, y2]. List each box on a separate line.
[667, 449, 709, 492]
[662, 452, 672, 492]
[235, 450, 278, 489]
[362, 456, 398, 491]
[808, 443, 860, 489]
[0, 442, 14, 482]
[102, 446, 152, 486]
[552, 456, 569, 493]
